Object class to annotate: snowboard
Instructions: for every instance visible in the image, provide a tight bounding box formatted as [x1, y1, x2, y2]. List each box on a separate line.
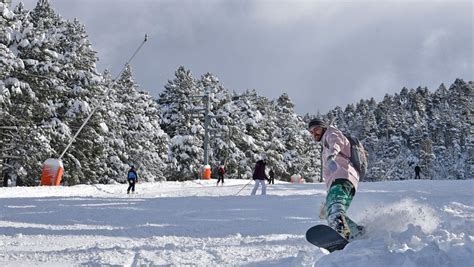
[305, 224, 349, 252]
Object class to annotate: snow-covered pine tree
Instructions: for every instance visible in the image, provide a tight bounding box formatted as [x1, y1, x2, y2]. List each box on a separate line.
[1, 1, 55, 186]
[273, 93, 313, 181]
[213, 92, 250, 179]
[1, 0, 112, 185]
[322, 79, 472, 181]
[158, 66, 204, 180]
[216, 90, 264, 180]
[238, 90, 271, 178]
[26, 0, 111, 185]
[102, 65, 169, 183]
[157, 66, 200, 137]
[265, 97, 287, 180]
[442, 79, 472, 179]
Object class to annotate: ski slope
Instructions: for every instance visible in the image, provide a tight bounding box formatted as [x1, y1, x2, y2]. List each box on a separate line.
[0, 179, 473, 266]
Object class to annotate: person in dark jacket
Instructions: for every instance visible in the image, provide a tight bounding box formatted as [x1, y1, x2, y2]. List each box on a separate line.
[414, 165, 421, 179]
[217, 165, 225, 186]
[127, 165, 138, 194]
[251, 157, 268, 195]
[268, 169, 275, 184]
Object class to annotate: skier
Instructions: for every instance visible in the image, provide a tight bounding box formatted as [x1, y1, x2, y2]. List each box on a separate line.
[217, 165, 225, 186]
[414, 165, 421, 179]
[308, 118, 365, 240]
[127, 165, 138, 194]
[268, 168, 275, 184]
[251, 156, 268, 195]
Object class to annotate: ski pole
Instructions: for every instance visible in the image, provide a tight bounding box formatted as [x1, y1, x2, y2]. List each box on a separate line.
[235, 179, 253, 195]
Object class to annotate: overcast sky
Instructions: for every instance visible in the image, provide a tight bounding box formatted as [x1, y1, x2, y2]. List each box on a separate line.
[12, 0, 474, 114]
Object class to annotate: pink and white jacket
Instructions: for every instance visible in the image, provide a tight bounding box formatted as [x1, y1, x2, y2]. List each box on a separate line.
[321, 126, 359, 191]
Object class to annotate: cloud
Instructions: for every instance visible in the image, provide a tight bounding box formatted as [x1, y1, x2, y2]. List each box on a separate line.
[422, 29, 449, 53]
[10, 0, 474, 114]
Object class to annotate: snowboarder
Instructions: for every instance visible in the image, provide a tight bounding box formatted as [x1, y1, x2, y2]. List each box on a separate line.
[127, 165, 138, 194]
[308, 118, 365, 240]
[251, 156, 268, 195]
[414, 165, 421, 179]
[217, 165, 225, 186]
[268, 169, 275, 184]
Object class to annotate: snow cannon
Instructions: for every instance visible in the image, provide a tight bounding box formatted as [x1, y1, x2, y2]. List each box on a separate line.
[40, 158, 64, 186]
[202, 165, 211, 180]
[290, 174, 302, 183]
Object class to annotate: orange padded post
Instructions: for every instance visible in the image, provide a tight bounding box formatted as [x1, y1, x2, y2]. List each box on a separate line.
[290, 174, 302, 183]
[203, 165, 211, 180]
[40, 159, 64, 186]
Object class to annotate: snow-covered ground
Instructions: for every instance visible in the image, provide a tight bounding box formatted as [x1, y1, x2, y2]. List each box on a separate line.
[0, 179, 473, 266]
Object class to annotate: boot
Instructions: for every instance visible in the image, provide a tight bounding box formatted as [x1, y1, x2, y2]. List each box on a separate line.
[349, 225, 366, 241]
[330, 214, 350, 239]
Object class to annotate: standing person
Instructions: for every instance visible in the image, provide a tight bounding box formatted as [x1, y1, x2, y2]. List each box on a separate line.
[251, 157, 268, 195]
[414, 165, 421, 179]
[127, 165, 138, 194]
[308, 118, 364, 240]
[268, 169, 275, 184]
[217, 165, 225, 186]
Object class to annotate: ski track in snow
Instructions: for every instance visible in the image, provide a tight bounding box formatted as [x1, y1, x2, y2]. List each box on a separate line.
[0, 179, 473, 266]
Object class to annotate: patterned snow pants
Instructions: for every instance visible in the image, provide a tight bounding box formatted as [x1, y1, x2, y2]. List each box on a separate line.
[325, 179, 360, 236]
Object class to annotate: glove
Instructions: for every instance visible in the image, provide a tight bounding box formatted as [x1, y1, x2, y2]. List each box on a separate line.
[327, 155, 337, 172]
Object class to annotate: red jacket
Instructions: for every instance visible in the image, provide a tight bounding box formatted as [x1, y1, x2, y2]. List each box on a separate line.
[218, 166, 225, 176]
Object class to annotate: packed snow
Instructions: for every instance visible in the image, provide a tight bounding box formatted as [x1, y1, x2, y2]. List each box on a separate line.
[0, 179, 473, 266]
